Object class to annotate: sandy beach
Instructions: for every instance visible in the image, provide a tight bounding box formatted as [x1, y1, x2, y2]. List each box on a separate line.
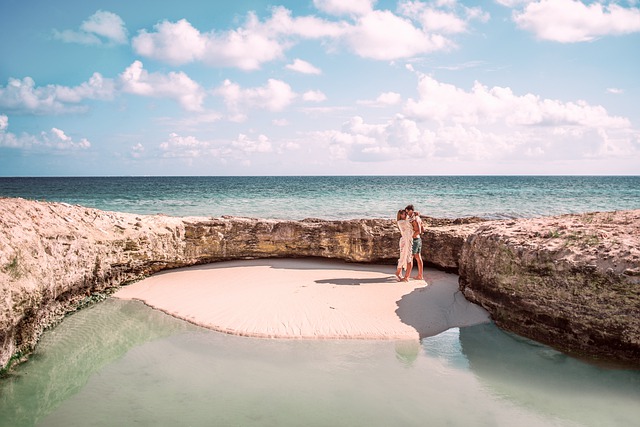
[113, 258, 490, 340]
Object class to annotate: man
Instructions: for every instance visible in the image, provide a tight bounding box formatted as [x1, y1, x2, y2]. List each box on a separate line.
[405, 204, 424, 281]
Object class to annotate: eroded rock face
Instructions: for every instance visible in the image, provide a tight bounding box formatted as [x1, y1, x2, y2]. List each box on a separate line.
[459, 211, 640, 366]
[0, 198, 478, 369]
[1, 198, 638, 370]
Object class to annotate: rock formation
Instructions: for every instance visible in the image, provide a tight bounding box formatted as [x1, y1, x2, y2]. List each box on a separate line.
[1, 197, 638, 370]
[459, 211, 640, 366]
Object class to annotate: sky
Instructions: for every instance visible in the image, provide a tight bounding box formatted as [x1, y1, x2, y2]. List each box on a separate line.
[0, 0, 639, 176]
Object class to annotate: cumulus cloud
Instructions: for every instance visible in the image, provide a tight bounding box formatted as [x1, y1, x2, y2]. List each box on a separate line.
[132, 3, 489, 69]
[133, 19, 206, 65]
[358, 91, 402, 106]
[0, 115, 91, 150]
[343, 10, 451, 60]
[399, 0, 489, 34]
[132, 13, 285, 70]
[158, 132, 277, 162]
[119, 61, 205, 111]
[215, 78, 297, 113]
[510, 0, 640, 42]
[54, 10, 128, 45]
[317, 114, 434, 161]
[313, 0, 375, 16]
[404, 73, 630, 128]
[286, 59, 322, 74]
[232, 133, 272, 153]
[131, 143, 145, 158]
[159, 132, 216, 158]
[0, 73, 114, 115]
[313, 72, 638, 164]
[303, 90, 327, 102]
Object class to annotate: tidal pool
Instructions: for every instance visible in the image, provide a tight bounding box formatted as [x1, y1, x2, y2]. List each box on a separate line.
[1, 298, 638, 427]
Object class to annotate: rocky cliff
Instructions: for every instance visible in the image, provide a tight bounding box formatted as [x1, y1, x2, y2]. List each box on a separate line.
[459, 211, 640, 366]
[1, 198, 638, 370]
[0, 198, 478, 370]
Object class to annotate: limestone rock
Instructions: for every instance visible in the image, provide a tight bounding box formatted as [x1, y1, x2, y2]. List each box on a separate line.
[1, 198, 478, 370]
[2, 197, 638, 370]
[459, 211, 640, 366]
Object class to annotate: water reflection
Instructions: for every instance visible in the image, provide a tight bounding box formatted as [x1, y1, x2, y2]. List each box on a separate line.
[456, 323, 640, 427]
[1, 300, 639, 427]
[0, 299, 191, 426]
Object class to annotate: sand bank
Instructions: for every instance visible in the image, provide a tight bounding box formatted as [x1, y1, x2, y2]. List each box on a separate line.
[113, 258, 490, 340]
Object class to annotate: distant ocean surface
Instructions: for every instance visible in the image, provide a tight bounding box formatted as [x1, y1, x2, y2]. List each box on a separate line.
[1, 176, 639, 220]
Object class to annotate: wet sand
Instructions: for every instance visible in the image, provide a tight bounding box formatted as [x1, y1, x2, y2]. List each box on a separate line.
[113, 258, 490, 340]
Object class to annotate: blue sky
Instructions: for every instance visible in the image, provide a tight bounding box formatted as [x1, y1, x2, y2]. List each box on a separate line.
[1, 0, 639, 176]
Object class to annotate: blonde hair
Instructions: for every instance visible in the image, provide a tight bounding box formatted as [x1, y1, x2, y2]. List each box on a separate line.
[396, 209, 406, 221]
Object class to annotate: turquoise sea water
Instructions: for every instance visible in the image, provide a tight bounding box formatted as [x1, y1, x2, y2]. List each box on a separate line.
[1, 299, 638, 427]
[1, 176, 639, 219]
[1, 176, 639, 426]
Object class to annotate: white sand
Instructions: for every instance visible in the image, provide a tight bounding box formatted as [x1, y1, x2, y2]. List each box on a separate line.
[113, 258, 489, 340]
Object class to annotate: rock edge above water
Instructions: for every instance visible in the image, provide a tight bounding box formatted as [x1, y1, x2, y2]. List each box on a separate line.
[0, 198, 638, 369]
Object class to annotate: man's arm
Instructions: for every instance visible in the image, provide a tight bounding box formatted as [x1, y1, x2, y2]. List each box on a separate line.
[411, 219, 420, 238]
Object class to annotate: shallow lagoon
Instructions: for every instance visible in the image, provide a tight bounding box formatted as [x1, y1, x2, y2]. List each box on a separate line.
[1, 299, 638, 427]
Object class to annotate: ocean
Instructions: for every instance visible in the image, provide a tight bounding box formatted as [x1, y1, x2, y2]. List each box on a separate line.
[1, 175, 639, 426]
[1, 175, 639, 219]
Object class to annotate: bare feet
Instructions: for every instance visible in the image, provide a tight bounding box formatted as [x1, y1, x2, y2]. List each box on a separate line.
[413, 275, 424, 280]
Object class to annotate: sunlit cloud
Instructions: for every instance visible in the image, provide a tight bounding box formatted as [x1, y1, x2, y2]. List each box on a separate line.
[302, 90, 327, 102]
[53, 10, 128, 45]
[215, 78, 297, 113]
[404, 73, 630, 128]
[510, 0, 640, 42]
[313, 0, 375, 16]
[0, 115, 91, 150]
[132, 3, 490, 69]
[285, 59, 322, 74]
[0, 73, 114, 115]
[119, 61, 205, 111]
[358, 91, 402, 106]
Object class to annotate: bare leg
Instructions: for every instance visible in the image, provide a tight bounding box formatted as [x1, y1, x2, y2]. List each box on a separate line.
[413, 254, 423, 280]
[405, 260, 413, 281]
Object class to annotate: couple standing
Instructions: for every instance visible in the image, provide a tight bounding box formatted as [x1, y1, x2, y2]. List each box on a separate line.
[395, 204, 424, 282]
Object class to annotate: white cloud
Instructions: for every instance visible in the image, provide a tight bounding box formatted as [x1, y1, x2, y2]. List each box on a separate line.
[54, 10, 128, 45]
[158, 132, 275, 161]
[606, 88, 624, 94]
[131, 143, 145, 158]
[232, 134, 272, 153]
[311, 71, 639, 165]
[132, 4, 489, 69]
[404, 73, 630, 128]
[216, 79, 297, 113]
[133, 13, 285, 70]
[313, 0, 375, 16]
[119, 61, 205, 111]
[133, 19, 206, 65]
[286, 59, 322, 74]
[359, 91, 402, 106]
[303, 90, 327, 102]
[0, 73, 114, 115]
[511, 0, 640, 42]
[344, 10, 452, 60]
[0, 115, 91, 150]
[317, 114, 434, 161]
[159, 132, 216, 158]
[399, 0, 488, 34]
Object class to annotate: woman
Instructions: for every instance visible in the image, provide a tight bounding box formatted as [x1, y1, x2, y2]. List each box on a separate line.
[395, 209, 413, 282]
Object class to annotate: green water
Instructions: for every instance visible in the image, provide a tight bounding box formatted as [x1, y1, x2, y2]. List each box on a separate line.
[1, 299, 638, 427]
